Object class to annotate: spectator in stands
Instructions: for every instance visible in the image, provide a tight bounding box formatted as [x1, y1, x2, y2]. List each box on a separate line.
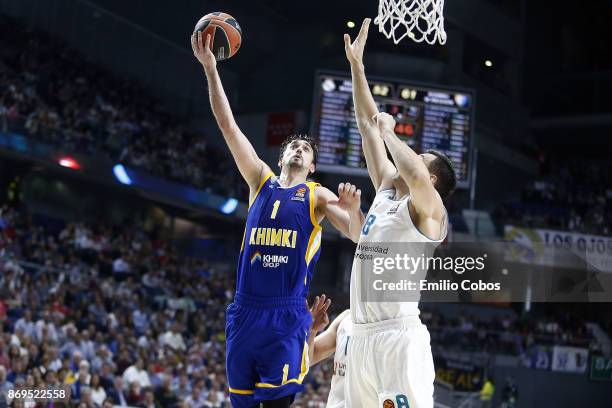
[123, 357, 151, 389]
[139, 387, 160, 408]
[0, 14, 246, 198]
[155, 376, 179, 407]
[184, 384, 205, 407]
[106, 376, 128, 407]
[89, 373, 107, 406]
[479, 376, 495, 408]
[501, 376, 518, 408]
[160, 322, 186, 351]
[0, 365, 12, 406]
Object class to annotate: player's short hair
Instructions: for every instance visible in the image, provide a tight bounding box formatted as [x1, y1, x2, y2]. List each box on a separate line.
[425, 149, 456, 200]
[278, 134, 319, 166]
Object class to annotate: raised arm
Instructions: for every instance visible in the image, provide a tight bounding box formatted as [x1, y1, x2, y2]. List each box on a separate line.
[345, 19, 396, 190]
[374, 112, 445, 239]
[191, 32, 270, 192]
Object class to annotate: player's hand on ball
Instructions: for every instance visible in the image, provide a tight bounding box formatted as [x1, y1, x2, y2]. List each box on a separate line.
[309, 294, 331, 333]
[191, 32, 216, 71]
[344, 18, 371, 66]
[373, 112, 396, 133]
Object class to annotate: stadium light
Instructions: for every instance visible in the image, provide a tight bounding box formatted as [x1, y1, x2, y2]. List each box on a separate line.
[58, 156, 81, 170]
[347, 21, 356, 28]
[113, 164, 132, 185]
[221, 198, 239, 214]
[484, 59, 493, 68]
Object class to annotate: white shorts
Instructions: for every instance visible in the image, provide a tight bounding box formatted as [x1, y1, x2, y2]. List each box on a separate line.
[345, 316, 435, 408]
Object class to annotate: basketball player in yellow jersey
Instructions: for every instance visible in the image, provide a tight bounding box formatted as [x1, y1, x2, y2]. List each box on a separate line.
[191, 32, 364, 240]
[342, 19, 457, 408]
[192, 32, 364, 407]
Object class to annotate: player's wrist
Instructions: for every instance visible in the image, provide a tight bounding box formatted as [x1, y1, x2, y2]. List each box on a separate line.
[350, 61, 365, 72]
[380, 126, 396, 139]
[202, 62, 217, 74]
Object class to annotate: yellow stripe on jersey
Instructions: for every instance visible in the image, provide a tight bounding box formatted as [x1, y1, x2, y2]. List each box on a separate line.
[240, 226, 247, 252]
[306, 182, 321, 229]
[305, 182, 322, 269]
[249, 172, 275, 209]
[305, 228, 321, 267]
[255, 340, 310, 388]
[228, 387, 254, 395]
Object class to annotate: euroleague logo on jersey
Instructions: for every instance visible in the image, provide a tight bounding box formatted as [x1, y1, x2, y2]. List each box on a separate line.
[291, 187, 306, 202]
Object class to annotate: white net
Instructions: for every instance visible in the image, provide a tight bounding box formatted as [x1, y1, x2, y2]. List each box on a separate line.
[375, 0, 447, 45]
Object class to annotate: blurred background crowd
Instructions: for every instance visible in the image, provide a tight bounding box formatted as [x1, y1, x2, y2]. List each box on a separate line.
[1, 0, 611, 406]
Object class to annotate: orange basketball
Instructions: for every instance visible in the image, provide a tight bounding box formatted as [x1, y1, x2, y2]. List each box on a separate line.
[194, 12, 242, 61]
[383, 399, 395, 408]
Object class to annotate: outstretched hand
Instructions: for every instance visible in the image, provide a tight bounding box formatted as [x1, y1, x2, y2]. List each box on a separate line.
[344, 18, 371, 66]
[328, 182, 362, 214]
[309, 294, 331, 333]
[191, 31, 216, 72]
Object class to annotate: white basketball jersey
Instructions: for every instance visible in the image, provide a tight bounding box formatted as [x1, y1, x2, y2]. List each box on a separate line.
[350, 188, 447, 324]
[326, 311, 351, 408]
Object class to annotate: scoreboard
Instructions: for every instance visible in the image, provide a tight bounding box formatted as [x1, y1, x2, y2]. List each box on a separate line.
[310, 72, 475, 187]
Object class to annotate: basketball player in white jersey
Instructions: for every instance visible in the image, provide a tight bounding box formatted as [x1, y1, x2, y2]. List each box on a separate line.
[342, 19, 457, 408]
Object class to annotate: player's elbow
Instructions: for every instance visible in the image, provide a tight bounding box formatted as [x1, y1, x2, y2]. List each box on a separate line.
[217, 119, 236, 133]
[357, 118, 377, 135]
[401, 165, 430, 187]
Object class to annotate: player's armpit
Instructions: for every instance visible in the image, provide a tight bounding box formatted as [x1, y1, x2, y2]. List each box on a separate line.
[407, 181, 446, 240]
[247, 163, 275, 206]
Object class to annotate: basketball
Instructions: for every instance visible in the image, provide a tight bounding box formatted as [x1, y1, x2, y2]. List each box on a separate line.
[194, 12, 242, 61]
[383, 399, 395, 408]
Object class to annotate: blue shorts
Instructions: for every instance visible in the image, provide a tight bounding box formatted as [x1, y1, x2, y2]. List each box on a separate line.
[226, 293, 312, 407]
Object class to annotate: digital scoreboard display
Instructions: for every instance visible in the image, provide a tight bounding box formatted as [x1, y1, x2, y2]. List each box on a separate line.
[310, 72, 475, 187]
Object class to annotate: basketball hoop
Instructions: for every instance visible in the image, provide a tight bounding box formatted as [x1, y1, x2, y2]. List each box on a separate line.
[374, 0, 447, 45]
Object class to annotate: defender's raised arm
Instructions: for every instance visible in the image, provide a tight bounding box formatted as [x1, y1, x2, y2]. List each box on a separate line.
[191, 32, 269, 194]
[344, 19, 396, 190]
[374, 112, 447, 240]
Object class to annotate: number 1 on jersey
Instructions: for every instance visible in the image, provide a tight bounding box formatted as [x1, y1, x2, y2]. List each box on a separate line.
[271, 200, 281, 219]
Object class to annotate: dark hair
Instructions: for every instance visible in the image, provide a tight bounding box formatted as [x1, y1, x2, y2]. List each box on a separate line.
[278, 134, 318, 168]
[426, 149, 457, 200]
